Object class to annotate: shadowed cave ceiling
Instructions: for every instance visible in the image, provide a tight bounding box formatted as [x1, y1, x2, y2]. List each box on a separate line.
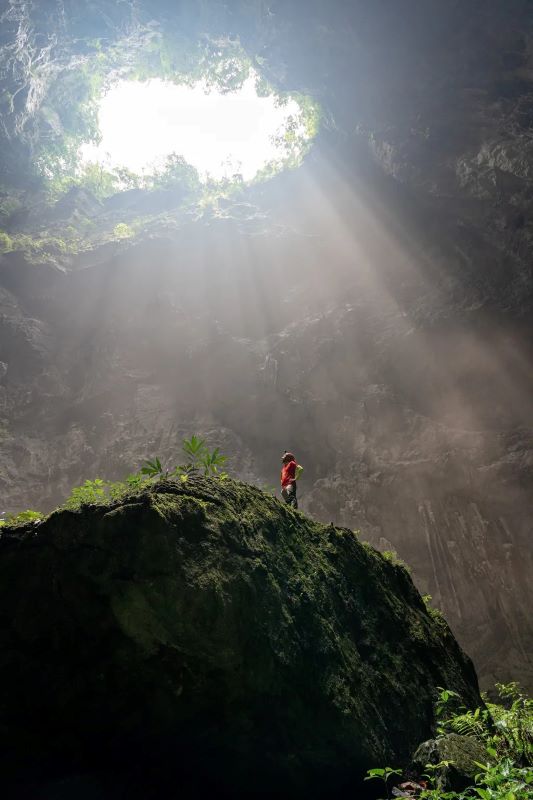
[0, 0, 532, 691]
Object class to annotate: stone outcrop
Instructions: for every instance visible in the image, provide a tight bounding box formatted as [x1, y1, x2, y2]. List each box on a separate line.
[0, 477, 480, 798]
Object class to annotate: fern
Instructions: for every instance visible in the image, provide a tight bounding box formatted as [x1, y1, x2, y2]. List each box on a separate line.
[369, 683, 533, 800]
[446, 708, 487, 741]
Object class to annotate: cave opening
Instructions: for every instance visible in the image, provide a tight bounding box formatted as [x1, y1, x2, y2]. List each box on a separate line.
[35, 38, 320, 201]
[0, 34, 323, 257]
[80, 72, 315, 183]
[0, 33, 321, 258]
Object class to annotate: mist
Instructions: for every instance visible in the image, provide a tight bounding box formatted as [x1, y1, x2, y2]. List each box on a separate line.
[0, 0, 532, 698]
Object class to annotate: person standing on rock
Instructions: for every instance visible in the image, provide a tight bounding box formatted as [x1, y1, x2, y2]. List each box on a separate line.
[281, 451, 302, 509]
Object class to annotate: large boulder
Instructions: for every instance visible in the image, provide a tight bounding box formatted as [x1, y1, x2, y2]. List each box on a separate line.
[0, 478, 481, 798]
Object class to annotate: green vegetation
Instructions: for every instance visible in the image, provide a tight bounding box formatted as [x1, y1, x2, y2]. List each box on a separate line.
[0, 230, 13, 253]
[1, 436, 229, 522]
[112, 223, 134, 239]
[382, 549, 412, 573]
[181, 434, 228, 477]
[365, 766, 403, 798]
[438, 683, 532, 765]
[423, 594, 448, 630]
[0, 509, 44, 527]
[138, 436, 227, 482]
[0, 195, 21, 225]
[62, 478, 137, 510]
[39, 147, 202, 205]
[60, 436, 228, 512]
[366, 682, 533, 799]
[4, 232, 83, 262]
[0, 30, 320, 262]
[257, 91, 321, 178]
[32, 33, 318, 205]
[130, 33, 253, 93]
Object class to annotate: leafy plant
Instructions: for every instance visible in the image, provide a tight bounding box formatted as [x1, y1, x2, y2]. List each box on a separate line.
[146, 153, 200, 193]
[381, 549, 412, 573]
[445, 705, 487, 741]
[367, 683, 532, 800]
[58, 437, 229, 511]
[182, 434, 206, 461]
[171, 436, 228, 480]
[140, 457, 166, 478]
[364, 767, 403, 799]
[63, 478, 110, 509]
[200, 446, 227, 477]
[470, 757, 533, 800]
[490, 683, 533, 763]
[0, 195, 21, 224]
[0, 509, 44, 527]
[435, 683, 532, 764]
[435, 687, 462, 722]
[260, 484, 279, 496]
[124, 473, 148, 490]
[61, 474, 151, 511]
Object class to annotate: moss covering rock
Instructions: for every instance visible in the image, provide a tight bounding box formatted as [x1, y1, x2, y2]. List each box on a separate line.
[410, 733, 488, 792]
[0, 477, 480, 797]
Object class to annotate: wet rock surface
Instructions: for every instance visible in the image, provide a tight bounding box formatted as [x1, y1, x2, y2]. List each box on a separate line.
[0, 477, 480, 798]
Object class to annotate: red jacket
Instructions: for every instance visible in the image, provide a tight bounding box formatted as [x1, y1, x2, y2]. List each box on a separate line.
[281, 460, 297, 488]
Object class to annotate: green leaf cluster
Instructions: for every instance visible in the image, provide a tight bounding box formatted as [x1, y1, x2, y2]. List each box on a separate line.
[0, 509, 44, 527]
[140, 436, 228, 482]
[364, 766, 402, 798]
[4, 232, 82, 263]
[59, 436, 229, 511]
[381, 549, 412, 573]
[436, 683, 532, 764]
[62, 478, 134, 510]
[366, 682, 532, 800]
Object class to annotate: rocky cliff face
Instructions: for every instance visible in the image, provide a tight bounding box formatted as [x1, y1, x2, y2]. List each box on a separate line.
[0, 477, 480, 798]
[0, 0, 532, 693]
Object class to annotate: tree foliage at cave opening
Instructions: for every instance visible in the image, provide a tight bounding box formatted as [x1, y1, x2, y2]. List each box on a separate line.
[0, 18, 320, 260]
[25, 31, 319, 200]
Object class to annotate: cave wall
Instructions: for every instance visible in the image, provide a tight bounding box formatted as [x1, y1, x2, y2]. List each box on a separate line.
[0, 0, 532, 690]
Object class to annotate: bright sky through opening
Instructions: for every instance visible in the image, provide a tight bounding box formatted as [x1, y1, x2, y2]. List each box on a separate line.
[80, 76, 308, 181]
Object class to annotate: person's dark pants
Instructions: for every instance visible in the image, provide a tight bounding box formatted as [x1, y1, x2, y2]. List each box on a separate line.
[281, 482, 298, 509]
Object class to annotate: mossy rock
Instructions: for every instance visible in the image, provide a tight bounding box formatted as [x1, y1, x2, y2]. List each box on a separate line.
[0, 477, 481, 798]
[410, 732, 488, 791]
